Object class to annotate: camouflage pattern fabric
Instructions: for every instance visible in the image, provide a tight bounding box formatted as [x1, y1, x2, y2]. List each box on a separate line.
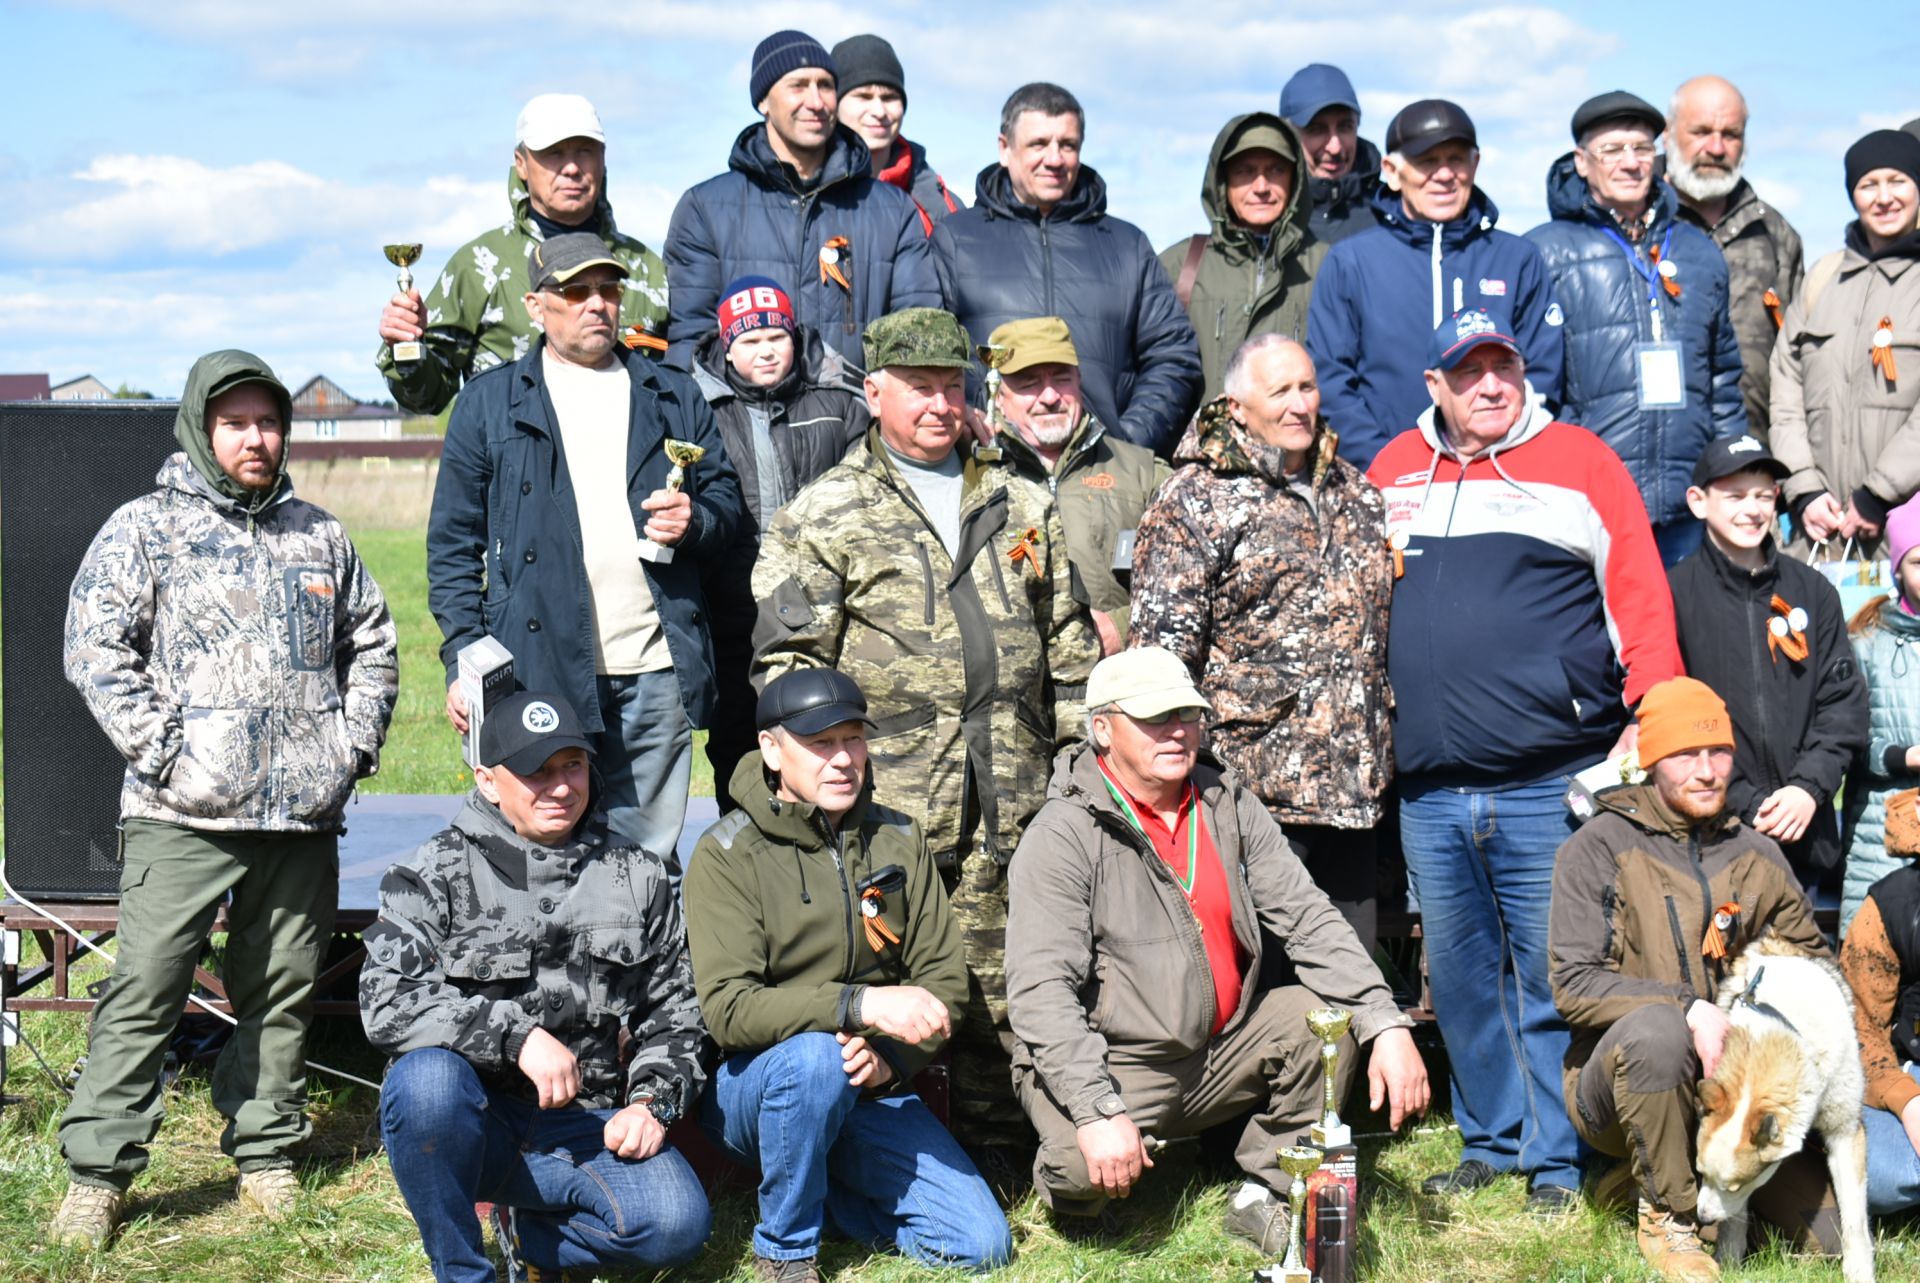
[376, 169, 670, 416]
[359, 794, 705, 1115]
[861, 306, 976, 371]
[751, 428, 1099, 867]
[1129, 399, 1393, 828]
[65, 453, 397, 833]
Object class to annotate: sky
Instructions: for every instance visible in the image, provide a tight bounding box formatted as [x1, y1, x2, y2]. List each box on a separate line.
[2, 0, 1916, 403]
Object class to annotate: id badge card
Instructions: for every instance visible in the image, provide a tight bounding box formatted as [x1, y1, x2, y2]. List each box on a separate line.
[1634, 342, 1687, 410]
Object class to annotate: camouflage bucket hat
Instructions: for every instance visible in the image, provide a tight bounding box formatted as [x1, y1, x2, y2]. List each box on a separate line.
[862, 307, 976, 371]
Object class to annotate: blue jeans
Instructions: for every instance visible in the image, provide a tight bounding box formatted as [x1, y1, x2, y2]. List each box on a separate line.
[1653, 517, 1704, 567]
[1864, 1064, 1920, 1214]
[595, 669, 692, 874]
[1401, 774, 1584, 1190]
[705, 1032, 1011, 1270]
[380, 1049, 710, 1283]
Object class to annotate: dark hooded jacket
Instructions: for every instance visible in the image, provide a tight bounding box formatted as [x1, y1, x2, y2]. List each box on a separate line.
[1306, 183, 1565, 470]
[683, 753, 968, 1085]
[663, 123, 942, 370]
[1306, 136, 1384, 246]
[1157, 113, 1328, 402]
[932, 164, 1203, 453]
[1526, 156, 1746, 528]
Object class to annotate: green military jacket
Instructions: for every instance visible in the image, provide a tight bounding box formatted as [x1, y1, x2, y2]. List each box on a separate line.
[997, 412, 1168, 639]
[685, 754, 968, 1084]
[376, 169, 670, 415]
[751, 429, 1100, 867]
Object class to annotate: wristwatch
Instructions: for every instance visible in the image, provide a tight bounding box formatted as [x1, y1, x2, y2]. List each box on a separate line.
[632, 1088, 680, 1128]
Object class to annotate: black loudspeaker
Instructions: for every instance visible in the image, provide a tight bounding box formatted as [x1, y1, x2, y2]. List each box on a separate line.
[2, 401, 179, 898]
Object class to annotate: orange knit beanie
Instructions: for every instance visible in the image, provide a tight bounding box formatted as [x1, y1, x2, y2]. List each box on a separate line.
[1635, 676, 1735, 765]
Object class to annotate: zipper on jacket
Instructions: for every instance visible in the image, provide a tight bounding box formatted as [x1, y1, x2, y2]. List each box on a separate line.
[988, 541, 1014, 612]
[1687, 832, 1717, 995]
[824, 821, 858, 979]
[1040, 219, 1056, 314]
[1429, 225, 1444, 329]
[914, 542, 936, 626]
[1096, 807, 1218, 1034]
[1215, 302, 1226, 342]
[1664, 895, 1696, 994]
[1747, 581, 1780, 793]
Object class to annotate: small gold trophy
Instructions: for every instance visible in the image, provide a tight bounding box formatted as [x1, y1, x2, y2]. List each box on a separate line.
[1306, 1007, 1354, 1147]
[384, 243, 425, 363]
[637, 439, 707, 564]
[978, 342, 1009, 431]
[1253, 1145, 1324, 1283]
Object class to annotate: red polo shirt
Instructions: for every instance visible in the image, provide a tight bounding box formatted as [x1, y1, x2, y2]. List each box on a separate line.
[1098, 761, 1245, 1034]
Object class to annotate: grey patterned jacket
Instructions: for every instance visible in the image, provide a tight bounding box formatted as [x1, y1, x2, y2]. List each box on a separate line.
[359, 794, 706, 1114]
[64, 453, 397, 833]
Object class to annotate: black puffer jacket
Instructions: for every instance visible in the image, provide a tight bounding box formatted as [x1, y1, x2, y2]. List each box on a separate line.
[664, 123, 941, 370]
[932, 165, 1203, 453]
[1306, 137, 1383, 246]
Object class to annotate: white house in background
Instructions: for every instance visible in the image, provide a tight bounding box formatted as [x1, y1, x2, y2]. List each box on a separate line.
[52, 374, 114, 400]
[290, 374, 403, 441]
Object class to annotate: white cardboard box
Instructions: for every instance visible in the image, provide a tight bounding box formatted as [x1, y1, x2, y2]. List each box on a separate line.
[457, 636, 514, 768]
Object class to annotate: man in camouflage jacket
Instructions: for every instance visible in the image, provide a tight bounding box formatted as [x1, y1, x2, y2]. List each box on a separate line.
[376, 93, 670, 416]
[52, 350, 397, 1248]
[751, 306, 1100, 1167]
[1129, 335, 1393, 953]
[360, 690, 709, 1282]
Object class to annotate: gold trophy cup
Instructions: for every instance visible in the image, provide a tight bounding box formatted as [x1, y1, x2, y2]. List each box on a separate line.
[1306, 1007, 1354, 1147]
[637, 439, 707, 564]
[978, 342, 1010, 437]
[1252, 1145, 1325, 1283]
[384, 243, 425, 363]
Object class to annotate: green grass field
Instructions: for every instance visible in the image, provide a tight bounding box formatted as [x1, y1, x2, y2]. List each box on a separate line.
[2, 466, 1918, 1279]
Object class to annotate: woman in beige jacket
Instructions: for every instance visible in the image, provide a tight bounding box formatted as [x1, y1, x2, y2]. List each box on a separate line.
[1771, 129, 1920, 558]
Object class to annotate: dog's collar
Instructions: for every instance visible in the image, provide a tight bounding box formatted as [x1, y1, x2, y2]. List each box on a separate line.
[1732, 963, 1803, 1039]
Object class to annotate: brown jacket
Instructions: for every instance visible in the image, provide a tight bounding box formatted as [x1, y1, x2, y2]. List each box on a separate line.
[1838, 882, 1920, 1118]
[1549, 784, 1827, 1102]
[1004, 745, 1408, 1126]
[1129, 399, 1392, 828]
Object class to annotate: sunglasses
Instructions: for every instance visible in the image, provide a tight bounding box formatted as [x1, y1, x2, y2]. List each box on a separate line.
[1132, 707, 1207, 726]
[545, 281, 625, 306]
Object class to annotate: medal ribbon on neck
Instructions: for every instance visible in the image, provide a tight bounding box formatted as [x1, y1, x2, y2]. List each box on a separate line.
[1096, 758, 1199, 893]
[818, 235, 852, 291]
[860, 886, 901, 953]
[1762, 288, 1783, 330]
[1008, 527, 1043, 578]
[1766, 594, 1809, 663]
[1872, 317, 1898, 384]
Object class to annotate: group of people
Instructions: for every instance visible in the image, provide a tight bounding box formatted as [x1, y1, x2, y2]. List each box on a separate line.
[37, 25, 1920, 1283]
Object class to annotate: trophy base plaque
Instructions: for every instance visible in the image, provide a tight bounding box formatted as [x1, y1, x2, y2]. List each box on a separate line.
[1250, 1265, 1310, 1283]
[1310, 1121, 1352, 1149]
[637, 539, 675, 564]
[1306, 1143, 1359, 1283]
[392, 340, 424, 363]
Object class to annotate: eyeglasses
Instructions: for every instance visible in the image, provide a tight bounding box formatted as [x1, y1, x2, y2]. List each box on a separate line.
[1134, 707, 1207, 727]
[545, 281, 625, 306]
[1587, 142, 1657, 166]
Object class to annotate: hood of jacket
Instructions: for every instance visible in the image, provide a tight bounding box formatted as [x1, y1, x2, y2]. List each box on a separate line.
[1412, 384, 1554, 463]
[691, 323, 852, 407]
[1200, 112, 1312, 263]
[1545, 150, 1681, 232]
[971, 161, 1109, 224]
[1368, 180, 1502, 251]
[727, 120, 874, 193]
[1172, 395, 1338, 489]
[1844, 220, 1920, 263]
[445, 789, 612, 888]
[173, 348, 294, 511]
[1309, 136, 1382, 212]
[1593, 781, 1742, 841]
[726, 748, 878, 851]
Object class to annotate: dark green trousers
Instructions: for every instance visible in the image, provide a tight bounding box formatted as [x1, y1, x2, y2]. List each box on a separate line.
[59, 819, 338, 1190]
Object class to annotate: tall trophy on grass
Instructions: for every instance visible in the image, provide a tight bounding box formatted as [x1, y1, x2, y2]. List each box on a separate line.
[1252, 1145, 1324, 1283]
[383, 243, 425, 363]
[1303, 1006, 1359, 1283]
[637, 439, 706, 564]
[1306, 1007, 1353, 1147]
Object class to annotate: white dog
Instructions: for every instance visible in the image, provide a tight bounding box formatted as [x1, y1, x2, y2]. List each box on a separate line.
[1694, 938, 1873, 1282]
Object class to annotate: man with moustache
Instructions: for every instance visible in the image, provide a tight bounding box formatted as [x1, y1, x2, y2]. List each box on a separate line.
[1279, 63, 1382, 246]
[1664, 76, 1805, 440]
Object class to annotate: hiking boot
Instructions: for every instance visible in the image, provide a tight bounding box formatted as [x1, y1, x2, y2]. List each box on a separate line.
[1527, 1183, 1581, 1216]
[1637, 1199, 1721, 1281]
[1222, 1183, 1292, 1255]
[237, 1166, 300, 1220]
[752, 1255, 823, 1283]
[1588, 1159, 1637, 1213]
[489, 1204, 577, 1283]
[1420, 1159, 1501, 1196]
[48, 1181, 126, 1249]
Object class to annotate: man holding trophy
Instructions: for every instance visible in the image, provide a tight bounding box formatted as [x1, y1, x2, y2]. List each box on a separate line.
[1004, 646, 1428, 1250]
[427, 232, 742, 869]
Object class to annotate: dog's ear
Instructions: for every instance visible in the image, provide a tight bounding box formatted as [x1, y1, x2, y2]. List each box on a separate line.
[1697, 1078, 1726, 1115]
[1752, 1112, 1781, 1149]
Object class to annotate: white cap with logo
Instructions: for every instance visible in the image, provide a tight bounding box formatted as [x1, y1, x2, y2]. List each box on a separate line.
[516, 94, 606, 150]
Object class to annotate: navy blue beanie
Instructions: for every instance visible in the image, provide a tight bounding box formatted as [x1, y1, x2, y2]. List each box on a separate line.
[751, 30, 835, 107]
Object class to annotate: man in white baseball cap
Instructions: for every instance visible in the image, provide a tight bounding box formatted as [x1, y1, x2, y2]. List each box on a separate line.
[375, 92, 672, 416]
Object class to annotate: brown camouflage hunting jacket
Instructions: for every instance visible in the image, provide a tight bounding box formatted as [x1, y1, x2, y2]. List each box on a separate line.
[1128, 400, 1393, 828]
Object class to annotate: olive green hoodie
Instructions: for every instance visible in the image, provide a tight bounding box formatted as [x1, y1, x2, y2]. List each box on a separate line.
[1157, 113, 1328, 401]
[683, 752, 968, 1085]
[175, 348, 295, 516]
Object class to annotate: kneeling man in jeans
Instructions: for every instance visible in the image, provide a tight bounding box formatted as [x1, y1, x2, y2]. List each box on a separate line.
[1005, 646, 1428, 1247]
[685, 668, 1011, 1282]
[360, 691, 710, 1283]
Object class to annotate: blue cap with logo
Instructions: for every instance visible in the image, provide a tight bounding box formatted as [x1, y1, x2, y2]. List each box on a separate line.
[1428, 307, 1521, 372]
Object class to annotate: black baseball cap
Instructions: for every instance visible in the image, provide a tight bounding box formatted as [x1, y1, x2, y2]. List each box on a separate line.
[755, 669, 877, 736]
[480, 690, 595, 776]
[1571, 90, 1664, 142]
[1385, 99, 1476, 158]
[526, 232, 628, 292]
[1691, 435, 1789, 488]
